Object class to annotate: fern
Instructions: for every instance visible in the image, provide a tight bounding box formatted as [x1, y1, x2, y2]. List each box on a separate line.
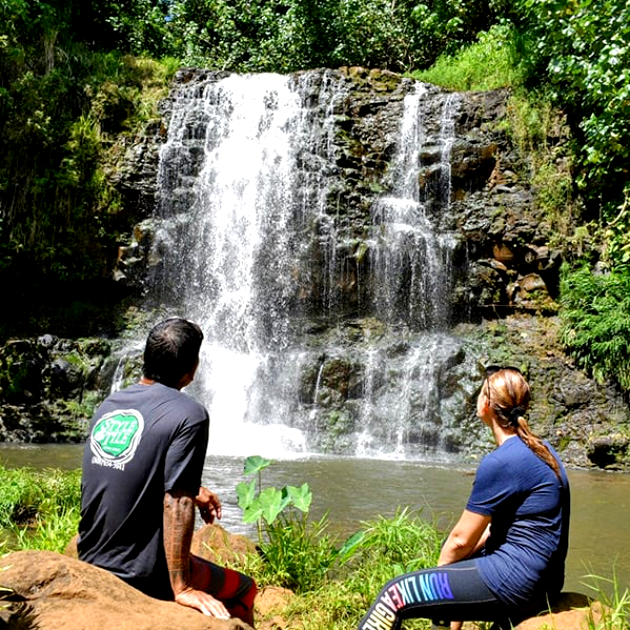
[560, 265, 630, 390]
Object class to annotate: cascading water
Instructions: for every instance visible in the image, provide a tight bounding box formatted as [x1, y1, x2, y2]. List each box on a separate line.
[144, 70, 473, 459]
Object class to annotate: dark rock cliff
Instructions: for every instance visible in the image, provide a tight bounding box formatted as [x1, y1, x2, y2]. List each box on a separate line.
[1, 67, 628, 470]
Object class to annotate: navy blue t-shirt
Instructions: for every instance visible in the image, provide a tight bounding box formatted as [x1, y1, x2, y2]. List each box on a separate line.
[466, 437, 570, 608]
[78, 382, 209, 599]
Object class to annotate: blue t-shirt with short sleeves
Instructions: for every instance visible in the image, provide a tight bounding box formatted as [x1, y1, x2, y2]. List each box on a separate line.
[466, 436, 570, 608]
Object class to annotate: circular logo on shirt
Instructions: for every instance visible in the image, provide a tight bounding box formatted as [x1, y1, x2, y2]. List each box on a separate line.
[90, 409, 144, 465]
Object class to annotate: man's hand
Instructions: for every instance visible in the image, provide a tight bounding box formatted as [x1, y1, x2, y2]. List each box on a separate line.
[175, 587, 230, 619]
[195, 486, 222, 524]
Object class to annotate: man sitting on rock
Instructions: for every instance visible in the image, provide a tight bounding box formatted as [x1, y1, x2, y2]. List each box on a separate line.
[78, 317, 256, 626]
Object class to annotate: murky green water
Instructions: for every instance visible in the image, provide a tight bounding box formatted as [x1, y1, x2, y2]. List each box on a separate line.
[1, 445, 627, 594]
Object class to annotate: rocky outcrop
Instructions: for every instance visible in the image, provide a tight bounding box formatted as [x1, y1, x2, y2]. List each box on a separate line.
[0, 550, 252, 630]
[458, 314, 630, 469]
[0, 550, 601, 630]
[2, 67, 629, 470]
[0, 336, 113, 443]
[112, 67, 563, 318]
[510, 592, 602, 630]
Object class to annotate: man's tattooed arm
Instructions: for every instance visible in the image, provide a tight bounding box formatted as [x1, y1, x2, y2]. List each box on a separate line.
[163, 489, 196, 593]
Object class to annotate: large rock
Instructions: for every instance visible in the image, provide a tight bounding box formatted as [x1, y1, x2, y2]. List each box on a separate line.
[191, 523, 257, 563]
[512, 592, 601, 630]
[458, 593, 601, 630]
[0, 550, 253, 630]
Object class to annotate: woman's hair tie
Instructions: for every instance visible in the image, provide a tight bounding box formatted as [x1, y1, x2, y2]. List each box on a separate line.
[508, 406, 526, 425]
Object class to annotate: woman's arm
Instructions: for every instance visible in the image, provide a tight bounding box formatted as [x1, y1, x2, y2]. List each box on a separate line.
[438, 510, 491, 630]
[437, 509, 491, 566]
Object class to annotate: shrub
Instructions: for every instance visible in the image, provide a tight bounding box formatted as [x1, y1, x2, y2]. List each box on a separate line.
[560, 266, 630, 391]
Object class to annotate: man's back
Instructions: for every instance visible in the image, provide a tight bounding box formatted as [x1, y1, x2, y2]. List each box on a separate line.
[78, 382, 209, 599]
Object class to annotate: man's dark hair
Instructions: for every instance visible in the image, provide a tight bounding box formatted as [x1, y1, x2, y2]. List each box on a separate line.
[142, 318, 204, 388]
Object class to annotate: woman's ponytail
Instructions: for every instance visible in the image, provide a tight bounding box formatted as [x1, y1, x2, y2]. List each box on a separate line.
[487, 369, 562, 479]
[514, 415, 561, 478]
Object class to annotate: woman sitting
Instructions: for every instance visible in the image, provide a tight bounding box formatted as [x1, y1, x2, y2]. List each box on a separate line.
[358, 366, 571, 630]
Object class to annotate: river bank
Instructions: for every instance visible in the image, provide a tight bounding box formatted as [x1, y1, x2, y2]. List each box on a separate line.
[1, 445, 627, 594]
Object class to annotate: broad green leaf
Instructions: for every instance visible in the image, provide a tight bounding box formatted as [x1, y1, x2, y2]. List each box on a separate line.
[236, 479, 257, 510]
[242, 503, 263, 524]
[258, 487, 290, 525]
[286, 483, 312, 513]
[243, 455, 271, 476]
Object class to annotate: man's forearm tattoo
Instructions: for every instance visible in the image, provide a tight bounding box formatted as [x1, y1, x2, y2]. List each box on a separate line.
[163, 491, 195, 592]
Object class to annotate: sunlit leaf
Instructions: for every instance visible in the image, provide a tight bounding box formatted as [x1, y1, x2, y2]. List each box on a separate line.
[258, 487, 290, 525]
[243, 455, 271, 476]
[236, 479, 257, 510]
[286, 483, 312, 513]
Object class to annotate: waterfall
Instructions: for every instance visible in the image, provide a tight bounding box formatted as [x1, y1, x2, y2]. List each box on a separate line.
[370, 85, 458, 330]
[147, 70, 470, 460]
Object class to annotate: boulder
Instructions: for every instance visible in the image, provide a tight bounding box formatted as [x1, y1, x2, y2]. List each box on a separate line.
[511, 592, 601, 630]
[0, 550, 253, 630]
[253, 586, 295, 630]
[191, 524, 257, 564]
[65, 523, 256, 565]
[459, 593, 601, 630]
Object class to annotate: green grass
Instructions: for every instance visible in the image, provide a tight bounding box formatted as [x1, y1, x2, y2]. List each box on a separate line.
[412, 24, 521, 91]
[0, 464, 81, 553]
[583, 571, 630, 630]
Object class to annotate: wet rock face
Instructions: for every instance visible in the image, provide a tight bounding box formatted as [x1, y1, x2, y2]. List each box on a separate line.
[0, 337, 112, 443]
[114, 68, 561, 321]
[0, 69, 616, 467]
[100, 67, 630, 469]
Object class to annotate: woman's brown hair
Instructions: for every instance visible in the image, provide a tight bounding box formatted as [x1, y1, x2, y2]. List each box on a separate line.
[485, 368, 561, 478]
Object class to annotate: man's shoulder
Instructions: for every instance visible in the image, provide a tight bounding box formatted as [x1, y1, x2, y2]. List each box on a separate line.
[95, 383, 208, 422]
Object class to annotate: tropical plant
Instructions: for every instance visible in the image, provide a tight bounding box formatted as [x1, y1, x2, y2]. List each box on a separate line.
[560, 265, 630, 391]
[512, 0, 630, 216]
[235, 455, 363, 593]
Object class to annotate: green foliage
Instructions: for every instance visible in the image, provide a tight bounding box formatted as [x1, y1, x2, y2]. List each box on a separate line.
[583, 571, 630, 630]
[512, 0, 630, 215]
[166, 0, 510, 73]
[342, 507, 443, 601]
[249, 506, 443, 629]
[601, 188, 630, 273]
[236, 455, 345, 593]
[1, 0, 178, 336]
[560, 266, 630, 391]
[0, 464, 81, 553]
[235, 455, 444, 612]
[413, 23, 519, 90]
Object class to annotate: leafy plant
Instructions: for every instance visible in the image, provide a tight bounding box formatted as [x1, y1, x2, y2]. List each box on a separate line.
[560, 265, 630, 391]
[236, 456, 363, 593]
[512, 0, 630, 215]
[252, 506, 444, 629]
[413, 23, 519, 91]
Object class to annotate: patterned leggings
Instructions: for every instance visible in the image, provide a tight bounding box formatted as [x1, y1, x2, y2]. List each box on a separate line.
[358, 559, 515, 630]
[190, 554, 258, 627]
